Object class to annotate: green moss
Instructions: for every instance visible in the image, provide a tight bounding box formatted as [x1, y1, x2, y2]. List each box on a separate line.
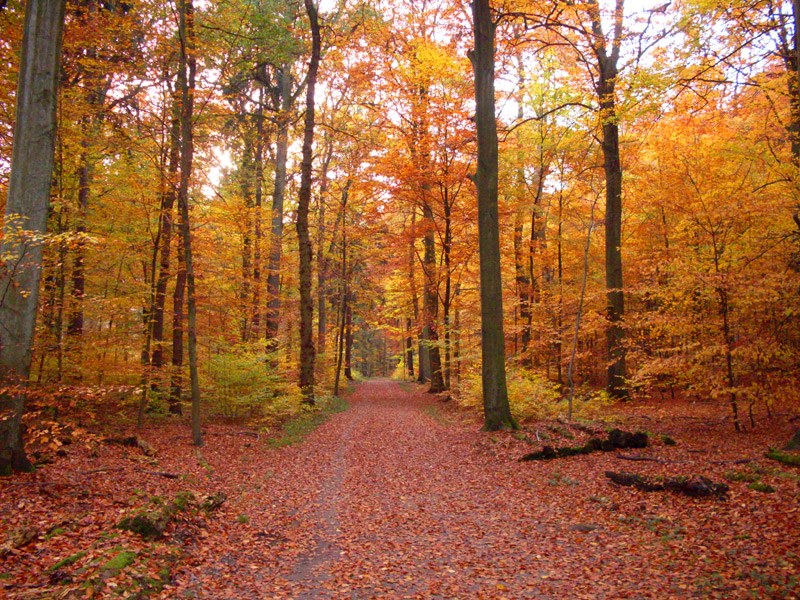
[0, 573, 11, 580]
[49, 551, 87, 572]
[174, 491, 195, 511]
[748, 481, 776, 493]
[45, 527, 65, 540]
[268, 395, 349, 448]
[766, 449, 800, 467]
[661, 435, 677, 446]
[724, 470, 760, 483]
[98, 550, 137, 578]
[237, 514, 249, 524]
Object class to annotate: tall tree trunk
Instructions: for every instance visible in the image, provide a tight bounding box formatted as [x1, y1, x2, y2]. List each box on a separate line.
[405, 316, 414, 378]
[588, 0, 628, 400]
[333, 221, 347, 397]
[442, 189, 453, 389]
[409, 210, 426, 383]
[151, 81, 181, 408]
[0, 0, 66, 474]
[422, 201, 445, 393]
[265, 67, 291, 350]
[68, 143, 90, 338]
[513, 208, 531, 366]
[250, 101, 264, 338]
[469, 0, 516, 431]
[296, 0, 320, 404]
[239, 133, 254, 342]
[316, 136, 334, 356]
[177, 0, 202, 446]
[170, 229, 186, 406]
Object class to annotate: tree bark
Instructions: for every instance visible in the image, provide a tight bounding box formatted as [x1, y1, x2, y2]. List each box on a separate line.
[0, 0, 66, 474]
[588, 0, 629, 400]
[177, 0, 202, 446]
[422, 201, 445, 393]
[296, 0, 320, 404]
[151, 78, 181, 408]
[344, 300, 353, 380]
[469, 0, 516, 431]
[265, 67, 291, 351]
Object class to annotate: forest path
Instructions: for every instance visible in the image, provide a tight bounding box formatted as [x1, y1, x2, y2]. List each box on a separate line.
[170, 380, 653, 599]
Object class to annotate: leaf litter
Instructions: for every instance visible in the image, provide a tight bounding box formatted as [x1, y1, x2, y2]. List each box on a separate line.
[1, 379, 798, 599]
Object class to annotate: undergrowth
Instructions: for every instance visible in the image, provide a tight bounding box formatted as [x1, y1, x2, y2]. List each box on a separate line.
[267, 394, 349, 447]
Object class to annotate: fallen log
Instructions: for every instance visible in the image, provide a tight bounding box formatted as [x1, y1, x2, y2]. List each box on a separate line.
[104, 435, 156, 456]
[616, 455, 684, 464]
[519, 428, 650, 462]
[605, 471, 729, 498]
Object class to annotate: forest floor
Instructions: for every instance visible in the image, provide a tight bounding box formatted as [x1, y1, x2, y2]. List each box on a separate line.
[1, 379, 799, 599]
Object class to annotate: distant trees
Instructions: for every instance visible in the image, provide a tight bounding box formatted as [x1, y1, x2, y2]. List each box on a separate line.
[1, 0, 799, 466]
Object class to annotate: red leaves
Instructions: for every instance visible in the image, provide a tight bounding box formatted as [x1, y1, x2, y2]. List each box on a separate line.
[2, 382, 799, 598]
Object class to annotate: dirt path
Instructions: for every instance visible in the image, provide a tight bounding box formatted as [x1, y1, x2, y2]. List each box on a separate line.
[168, 380, 616, 599]
[167, 380, 799, 599]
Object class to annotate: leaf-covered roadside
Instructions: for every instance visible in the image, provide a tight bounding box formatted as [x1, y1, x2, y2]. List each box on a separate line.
[1, 380, 799, 599]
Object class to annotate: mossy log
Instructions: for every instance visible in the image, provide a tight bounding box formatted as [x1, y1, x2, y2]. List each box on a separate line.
[520, 428, 649, 462]
[118, 491, 226, 540]
[605, 471, 729, 498]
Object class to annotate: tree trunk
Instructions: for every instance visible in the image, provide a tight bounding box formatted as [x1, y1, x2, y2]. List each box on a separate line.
[470, 0, 516, 431]
[0, 0, 66, 474]
[239, 132, 254, 342]
[169, 231, 185, 408]
[250, 99, 264, 338]
[344, 300, 353, 380]
[151, 82, 181, 403]
[422, 201, 445, 393]
[409, 210, 427, 383]
[296, 0, 320, 405]
[333, 224, 347, 397]
[177, 0, 201, 446]
[265, 67, 291, 351]
[405, 316, 414, 378]
[588, 0, 628, 400]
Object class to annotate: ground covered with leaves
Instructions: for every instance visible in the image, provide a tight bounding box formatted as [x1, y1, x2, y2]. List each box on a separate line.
[1, 380, 799, 599]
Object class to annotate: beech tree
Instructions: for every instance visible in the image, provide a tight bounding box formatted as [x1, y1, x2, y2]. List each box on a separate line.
[470, 0, 517, 431]
[296, 0, 321, 404]
[0, 0, 66, 473]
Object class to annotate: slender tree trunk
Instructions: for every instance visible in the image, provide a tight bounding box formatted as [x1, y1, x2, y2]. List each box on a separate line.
[68, 143, 90, 338]
[316, 137, 334, 356]
[443, 190, 453, 389]
[344, 300, 353, 381]
[265, 67, 291, 350]
[514, 209, 531, 366]
[470, 0, 516, 431]
[405, 316, 414, 378]
[240, 133, 254, 342]
[453, 282, 461, 391]
[250, 102, 264, 338]
[0, 0, 66, 474]
[333, 225, 347, 397]
[296, 0, 321, 404]
[568, 195, 599, 419]
[177, 0, 201, 446]
[422, 201, 445, 393]
[170, 231, 186, 406]
[152, 82, 181, 410]
[409, 210, 426, 382]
